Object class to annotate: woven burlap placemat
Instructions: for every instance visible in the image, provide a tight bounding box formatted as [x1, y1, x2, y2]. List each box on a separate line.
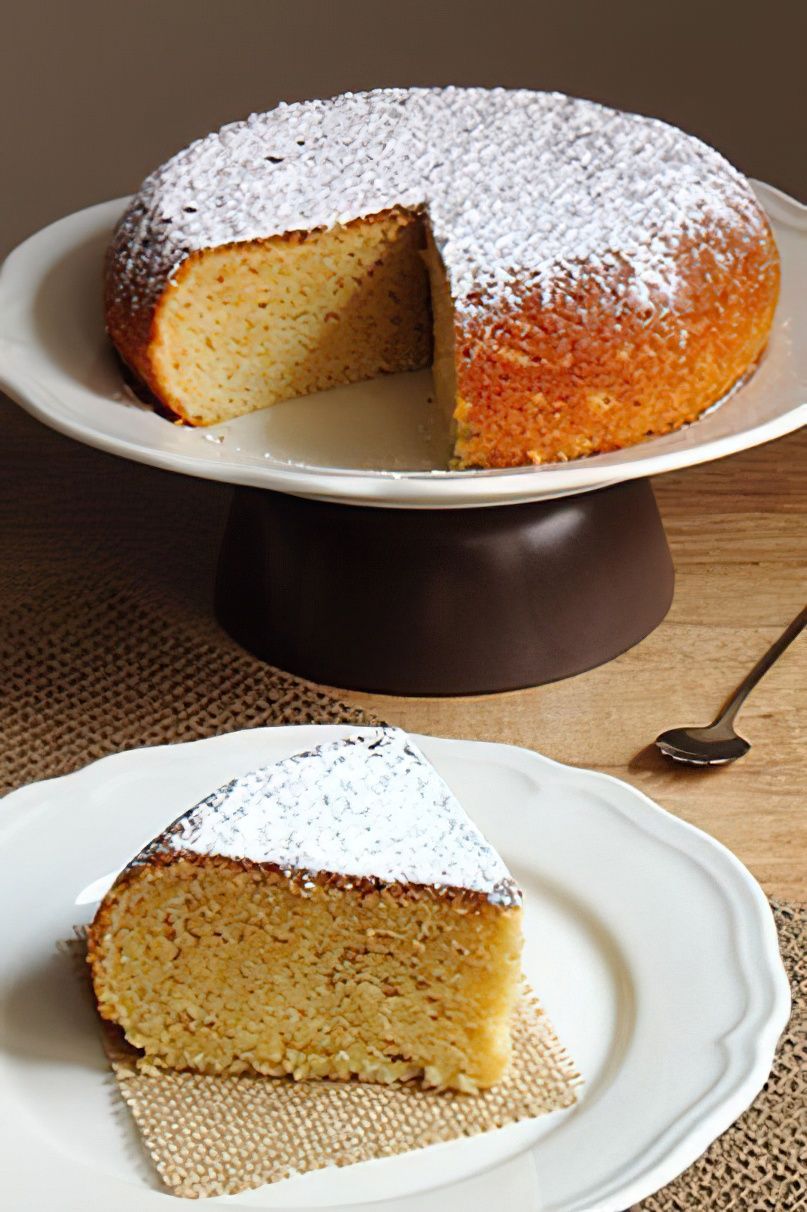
[66, 937, 578, 1200]
[1, 402, 802, 1207]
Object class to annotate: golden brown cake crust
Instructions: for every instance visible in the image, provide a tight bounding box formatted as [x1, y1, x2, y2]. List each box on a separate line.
[452, 224, 779, 467]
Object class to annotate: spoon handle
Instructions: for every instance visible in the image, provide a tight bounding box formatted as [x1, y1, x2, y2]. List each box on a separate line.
[715, 604, 807, 727]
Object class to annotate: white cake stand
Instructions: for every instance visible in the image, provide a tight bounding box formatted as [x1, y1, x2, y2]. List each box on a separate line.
[1, 183, 804, 692]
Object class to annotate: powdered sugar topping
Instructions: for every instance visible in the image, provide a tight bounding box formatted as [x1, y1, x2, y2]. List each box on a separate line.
[109, 87, 765, 324]
[131, 728, 521, 907]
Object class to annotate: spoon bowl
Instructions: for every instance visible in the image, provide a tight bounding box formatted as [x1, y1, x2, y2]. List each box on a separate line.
[655, 726, 751, 766]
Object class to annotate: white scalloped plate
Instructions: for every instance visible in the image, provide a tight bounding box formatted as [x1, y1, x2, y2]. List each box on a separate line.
[0, 183, 805, 507]
[0, 726, 789, 1211]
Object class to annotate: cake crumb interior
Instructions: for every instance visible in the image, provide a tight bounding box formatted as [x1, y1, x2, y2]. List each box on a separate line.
[91, 859, 523, 1092]
[150, 208, 458, 438]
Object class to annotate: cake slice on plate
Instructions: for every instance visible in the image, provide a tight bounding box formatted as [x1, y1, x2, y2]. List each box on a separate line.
[88, 728, 523, 1092]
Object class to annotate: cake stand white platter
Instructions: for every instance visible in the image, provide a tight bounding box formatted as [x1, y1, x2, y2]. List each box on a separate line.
[0, 183, 804, 508]
[0, 726, 789, 1212]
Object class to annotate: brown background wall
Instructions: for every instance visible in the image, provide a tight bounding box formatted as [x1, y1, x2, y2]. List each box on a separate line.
[3, 0, 805, 258]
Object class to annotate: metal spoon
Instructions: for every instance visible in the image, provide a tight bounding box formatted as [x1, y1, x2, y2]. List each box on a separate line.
[656, 604, 807, 766]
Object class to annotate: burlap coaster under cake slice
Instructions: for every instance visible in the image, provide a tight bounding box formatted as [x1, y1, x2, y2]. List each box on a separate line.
[68, 940, 579, 1200]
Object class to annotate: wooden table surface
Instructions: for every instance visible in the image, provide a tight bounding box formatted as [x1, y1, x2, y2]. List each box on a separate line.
[342, 429, 807, 902]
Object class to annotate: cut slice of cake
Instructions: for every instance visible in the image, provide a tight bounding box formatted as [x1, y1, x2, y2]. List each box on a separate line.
[87, 728, 523, 1092]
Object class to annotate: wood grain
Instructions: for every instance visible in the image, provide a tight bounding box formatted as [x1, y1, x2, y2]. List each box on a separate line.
[340, 429, 807, 901]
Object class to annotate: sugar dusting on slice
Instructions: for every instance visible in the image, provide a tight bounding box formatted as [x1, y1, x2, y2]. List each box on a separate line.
[130, 728, 521, 907]
[108, 87, 766, 332]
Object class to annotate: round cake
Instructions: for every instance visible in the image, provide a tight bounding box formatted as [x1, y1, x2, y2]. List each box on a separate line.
[105, 87, 779, 469]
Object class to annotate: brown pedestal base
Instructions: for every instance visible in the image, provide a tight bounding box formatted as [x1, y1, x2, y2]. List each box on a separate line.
[215, 480, 674, 696]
